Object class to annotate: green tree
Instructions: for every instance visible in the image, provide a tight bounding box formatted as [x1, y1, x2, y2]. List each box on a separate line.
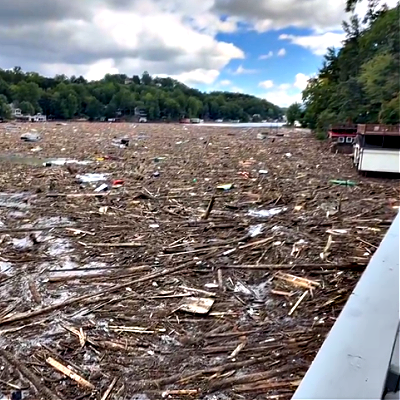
[302, 4, 399, 130]
[109, 89, 136, 116]
[379, 95, 399, 124]
[39, 91, 55, 116]
[0, 78, 12, 101]
[19, 101, 35, 115]
[0, 95, 11, 119]
[346, 0, 385, 20]
[11, 81, 42, 112]
[63, 93, 78, 119]
[105, 103, 117, 119]
[286, 103, 302, 125]
[359, 53, 399, 106]
[148, 103, 161, 120]
[85, 96, 104, 120]
[0, 67, 283, 122]
[52, 84, 79, 119]
[141, 71, 152, 85]
[208, 100, 220, 120]
[187, 96, 203, 118]
[164, 98, 181, 119]
[132, 75, 141, 85]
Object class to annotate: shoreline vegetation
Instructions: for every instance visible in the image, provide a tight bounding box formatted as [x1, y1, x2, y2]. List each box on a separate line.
[0, 70, 283, 123]
[286, 3, 399, 136]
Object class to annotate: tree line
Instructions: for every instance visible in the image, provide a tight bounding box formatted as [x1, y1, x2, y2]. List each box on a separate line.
[0, 69, 282, 122]
[286, 1, 399, 131]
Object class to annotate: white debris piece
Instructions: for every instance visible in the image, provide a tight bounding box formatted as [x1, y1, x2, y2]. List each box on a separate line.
[248, 207, 288, 218]
[76, 173, 108, 183]
[248, 224, 264, 237]
[179, 297, 215, 314]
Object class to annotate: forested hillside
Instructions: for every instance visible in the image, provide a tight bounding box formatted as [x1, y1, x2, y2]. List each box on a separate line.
[291, 2, 399, 131]
[0, 69, 282, 122]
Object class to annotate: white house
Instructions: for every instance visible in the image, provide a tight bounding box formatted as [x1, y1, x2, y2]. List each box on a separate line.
[32, 113, 46, 122]
[10, 105, 22, 117]
[9, 104, 46, 122]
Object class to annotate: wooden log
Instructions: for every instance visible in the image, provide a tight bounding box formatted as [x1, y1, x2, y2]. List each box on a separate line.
[221, 263, 365, 270]
[135, 356, 272, 390]
[28, 280, 42, 304]
[0, 263, 191, 326]
[46, 193, 110, 198]
[202, 196, 215, 220]
[0, 349, 63, 400]
[207, 363, 295, 392]
[46, 357, 94, 389]
[79, 242, 144, 248]
[100, 377, 118, 400]
[288, 291, 309, 316]
[275, 272, 320, 290]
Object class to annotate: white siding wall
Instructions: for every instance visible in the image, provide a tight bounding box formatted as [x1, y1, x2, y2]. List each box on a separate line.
[359, 149, 400, 173]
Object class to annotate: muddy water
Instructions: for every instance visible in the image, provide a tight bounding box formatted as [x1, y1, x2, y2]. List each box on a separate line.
[0, 154, 46, 166]
[0, 193, 31, 209]
[0, 154, 92, 167]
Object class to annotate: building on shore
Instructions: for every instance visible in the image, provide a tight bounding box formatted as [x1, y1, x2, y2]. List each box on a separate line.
[353, 124, 400, 174]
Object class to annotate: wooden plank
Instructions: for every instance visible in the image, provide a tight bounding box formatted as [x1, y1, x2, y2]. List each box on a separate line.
[46, 357, 94, 389]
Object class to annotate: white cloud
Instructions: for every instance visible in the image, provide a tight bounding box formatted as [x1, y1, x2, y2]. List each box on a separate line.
[259, 80, 274, 89]
[278, 83, 291, 90]
[161, 69, 221, 85]
[188, 13, 240, 35]
[262, 89, 302, 107]
[260, 72, 310, 107]
[279, 32, 345, 55]
[220, 79, 232, 86]
[0, 0, 395, 90]
[231, 86, 244, 93]
[213, 0, 348, 32]
[0, 0, 245, 85]
[277, 48, 286, 57]
[293, 73, 309, 90]
[259, 51, 273, 60]
[232, 65, 258, 75]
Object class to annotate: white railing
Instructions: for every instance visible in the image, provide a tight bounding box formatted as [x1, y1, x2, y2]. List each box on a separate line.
[293, 213, 400, 400]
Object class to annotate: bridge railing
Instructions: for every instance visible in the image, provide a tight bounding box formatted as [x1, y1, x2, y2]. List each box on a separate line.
[292, 213, 399, 400]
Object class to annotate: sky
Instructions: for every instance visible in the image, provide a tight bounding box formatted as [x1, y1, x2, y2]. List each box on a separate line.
[0, 0, 397, 107]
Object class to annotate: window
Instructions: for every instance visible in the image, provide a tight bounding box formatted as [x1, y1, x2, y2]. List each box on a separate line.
[346, 137, 354, 143]
[338, 137, 345, 143]
[364, 135, 384, 147]
[383, 135, 400, 149]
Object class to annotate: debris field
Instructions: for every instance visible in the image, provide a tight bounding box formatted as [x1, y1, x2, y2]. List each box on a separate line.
[0, 122, 398, 400]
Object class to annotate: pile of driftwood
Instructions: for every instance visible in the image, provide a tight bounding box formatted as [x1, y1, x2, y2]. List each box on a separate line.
[0, 122, 398, 399]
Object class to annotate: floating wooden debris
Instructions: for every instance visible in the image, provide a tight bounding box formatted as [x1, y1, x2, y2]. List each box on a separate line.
[28, 280, 42, 305]
[275, 272, 320, 289]
[100, 377, 118, 400]
[288, 291, 309, 316]
[320, 234, 333, 260]
[228, 340, 247, 359]
[202, 196, 215, 219]
[271, 289, 293, 297]
[78, 241, 144, 248]
[162, 389, 199, 397]
[179, 297, 215, 314]
[46, 357, 94, 389]
[0, 122, 396, 400]
[108, 326, 156, 334]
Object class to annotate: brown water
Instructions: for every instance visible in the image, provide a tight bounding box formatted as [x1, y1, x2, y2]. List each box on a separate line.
[0, 154, 92, 167]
